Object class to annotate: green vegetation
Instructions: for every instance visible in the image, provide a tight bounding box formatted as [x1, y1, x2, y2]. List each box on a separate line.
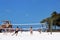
[40, 11, 60, 34]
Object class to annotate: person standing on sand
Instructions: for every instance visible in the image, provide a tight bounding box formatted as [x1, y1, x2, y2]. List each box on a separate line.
[38, 28, 41, 34]
[12, 26, 19, 36]
[30, 26, 33, 34]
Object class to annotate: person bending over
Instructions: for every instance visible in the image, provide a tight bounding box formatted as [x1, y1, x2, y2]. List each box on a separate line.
[12, 26, 19, 36]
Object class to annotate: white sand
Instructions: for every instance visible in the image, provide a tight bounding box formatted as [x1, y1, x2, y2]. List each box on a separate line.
[0, 31, 60, 40]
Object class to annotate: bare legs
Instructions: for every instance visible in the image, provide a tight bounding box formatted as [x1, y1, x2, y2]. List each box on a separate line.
[12, 32, 18, 36]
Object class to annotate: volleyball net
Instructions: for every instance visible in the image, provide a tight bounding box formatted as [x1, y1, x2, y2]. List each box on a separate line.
[0, 23, 47, 32]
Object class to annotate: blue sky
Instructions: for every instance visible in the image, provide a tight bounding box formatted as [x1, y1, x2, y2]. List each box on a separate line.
[0, 0, 60, 24]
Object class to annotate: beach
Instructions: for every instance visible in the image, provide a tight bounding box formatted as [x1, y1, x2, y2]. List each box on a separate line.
[0, 31, 60, 40]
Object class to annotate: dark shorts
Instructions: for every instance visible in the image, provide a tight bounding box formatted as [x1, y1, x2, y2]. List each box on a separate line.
[15, 31, 18, 33]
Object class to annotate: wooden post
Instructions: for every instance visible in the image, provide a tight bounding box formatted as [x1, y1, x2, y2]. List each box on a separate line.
[50, 18, 53, 34]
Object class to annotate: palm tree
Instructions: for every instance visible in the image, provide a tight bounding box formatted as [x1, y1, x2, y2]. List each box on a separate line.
[51, 11, 57, 30]
[52, 12, 60, 30]
[40, 17, 51, 32]
[40, 11, 60, 34]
